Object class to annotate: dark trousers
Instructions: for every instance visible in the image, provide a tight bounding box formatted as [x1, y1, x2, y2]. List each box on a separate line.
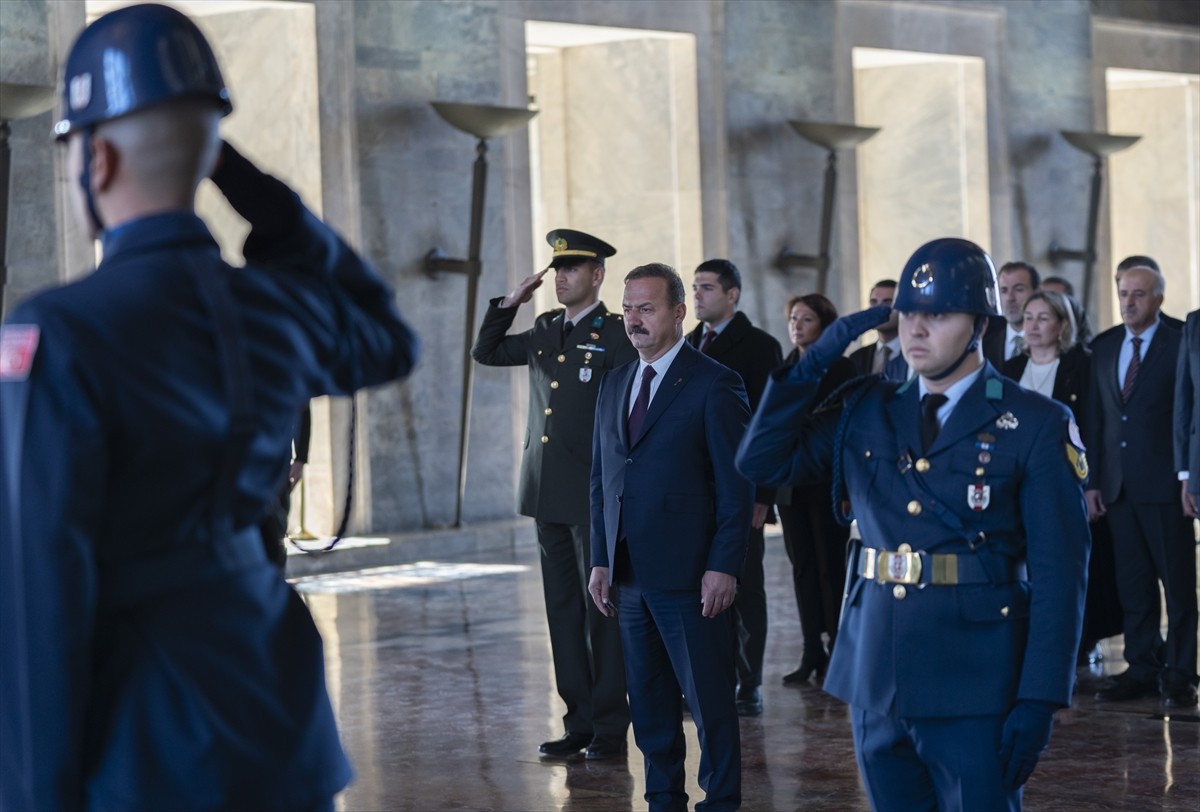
[732, 524, 766, 689]
[615, 564, 740, 812]
[1105, 498, 1199, 686]
[777, 494, 849, 656]
[852, 707, 1018, 812]
[536, 521, 629, 736]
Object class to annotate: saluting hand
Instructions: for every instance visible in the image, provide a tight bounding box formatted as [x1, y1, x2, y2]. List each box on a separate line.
[501, 268, 550, 308]
[700, 570, 737, 618]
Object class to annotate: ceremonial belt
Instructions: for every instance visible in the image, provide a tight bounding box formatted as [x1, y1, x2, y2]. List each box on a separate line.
[98, 526, 267, 610]
[855, 544, 1027, 587]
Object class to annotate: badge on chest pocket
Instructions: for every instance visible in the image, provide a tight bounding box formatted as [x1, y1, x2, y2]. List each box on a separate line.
[579, 367, 592, 383]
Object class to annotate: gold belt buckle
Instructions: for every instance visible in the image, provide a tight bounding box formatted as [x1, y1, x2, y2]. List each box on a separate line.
[877, 551, 922, 585]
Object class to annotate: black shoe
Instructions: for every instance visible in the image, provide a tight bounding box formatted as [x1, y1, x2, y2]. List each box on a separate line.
[783, 649, 827, 685]
[1162, 683, 1198, 709]
[1095, 673, 1157, 702]
[539, 732, 592, 757]
[735, 686, 763, 716]
[585, 734, 628, 760]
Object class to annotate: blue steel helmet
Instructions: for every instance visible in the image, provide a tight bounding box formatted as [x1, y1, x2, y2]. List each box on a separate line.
[894, 238, 1001, 317]
[53, 3, 231, 141]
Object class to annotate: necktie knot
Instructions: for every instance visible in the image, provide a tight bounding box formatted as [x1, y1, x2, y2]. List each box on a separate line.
[873, 344, 891, 374]
[920, 393, 949, 452]
[700, 330, 717, 354]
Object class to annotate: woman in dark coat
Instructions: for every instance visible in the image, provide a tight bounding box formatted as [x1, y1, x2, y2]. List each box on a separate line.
[1002, 290, 1122, 663]
[775, 293, 857, 684]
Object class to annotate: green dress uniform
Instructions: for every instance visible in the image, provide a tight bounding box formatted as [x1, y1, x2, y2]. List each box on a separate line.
[473, 289, 636, 746]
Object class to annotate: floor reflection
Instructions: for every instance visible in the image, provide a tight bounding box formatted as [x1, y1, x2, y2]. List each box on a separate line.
[295, 529, 1200, 811]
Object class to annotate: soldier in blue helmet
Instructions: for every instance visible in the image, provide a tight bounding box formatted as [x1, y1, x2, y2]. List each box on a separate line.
[0, 5, 417, 810]
[737, 238, 1089, 811]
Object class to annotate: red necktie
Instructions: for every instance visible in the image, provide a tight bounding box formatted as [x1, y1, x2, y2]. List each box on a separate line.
[1121, 336, 1142, 403]
[700, 330, 716, 354]
[627, 366, 657, 441]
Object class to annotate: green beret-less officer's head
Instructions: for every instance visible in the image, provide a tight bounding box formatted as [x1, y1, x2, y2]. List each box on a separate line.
[546, 229, 617, 270]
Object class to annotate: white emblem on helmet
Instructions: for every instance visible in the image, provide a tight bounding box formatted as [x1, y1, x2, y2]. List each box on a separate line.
[912, 264, 934, 289]
[69, 73, 92, 111]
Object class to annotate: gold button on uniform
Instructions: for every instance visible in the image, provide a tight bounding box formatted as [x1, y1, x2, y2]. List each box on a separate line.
[557, 354, 565, 363]
[864, 450, 872, 458]
[1000, 606, 1009, 617]
[550, 381, 559, 389]
[893, 585, 907, 600]
[907, 500, 922, 516]
[540, 435, 549, 444]
[544, 408, 552, 415]
[975, 467, 985, 476]
[897, 543, 912, 553]
[915, 458, 930, 473]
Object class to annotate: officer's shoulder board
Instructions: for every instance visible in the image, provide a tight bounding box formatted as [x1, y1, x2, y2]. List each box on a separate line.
[0, 324, 40, 382]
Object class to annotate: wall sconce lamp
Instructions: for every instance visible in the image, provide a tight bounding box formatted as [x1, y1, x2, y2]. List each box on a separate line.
[1048, 129, 1140, 310]
[425, 101, 537, 527]
[1, 82, 57, 316]
[775, 120, 880, 295]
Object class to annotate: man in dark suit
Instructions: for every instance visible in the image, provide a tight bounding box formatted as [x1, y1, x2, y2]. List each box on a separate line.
[687, 258, 782, 716]
[997, 261, 1041, 362]
[738, 238, 1089, 811]
[472, 229, 636, 759]
[1176, 310, 1200, 519]
[589, 263, 753, 812]
[849, 279, 908, 381]
[1086, 264, 1197, 708]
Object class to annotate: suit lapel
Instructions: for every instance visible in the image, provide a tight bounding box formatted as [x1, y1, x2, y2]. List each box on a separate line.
[630, 345, 698, 448]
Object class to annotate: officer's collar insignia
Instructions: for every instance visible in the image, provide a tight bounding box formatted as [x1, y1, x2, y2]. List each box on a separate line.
[912, 264, 934, 289]
[0, 324, 40, 381]
[986, 378, 1003, 400]
[553, 237, 568, 252]
[995, 412, 1018, 430]
[591, 315, 604, 329]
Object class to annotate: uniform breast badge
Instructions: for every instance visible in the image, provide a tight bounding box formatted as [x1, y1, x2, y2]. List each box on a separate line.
[579, 367, 593, 383]
[995, 412, 1019, 430]
[968, 483, 991, 511]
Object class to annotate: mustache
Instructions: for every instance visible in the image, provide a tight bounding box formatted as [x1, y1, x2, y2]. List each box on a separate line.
[628, 327, 650, 336]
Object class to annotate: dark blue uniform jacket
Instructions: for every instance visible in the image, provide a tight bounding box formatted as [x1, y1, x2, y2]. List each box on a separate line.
[737, 362, 1089, 717]
[0, 148, 417, 810]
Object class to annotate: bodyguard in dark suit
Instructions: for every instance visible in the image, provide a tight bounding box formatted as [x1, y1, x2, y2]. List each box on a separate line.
[1176, 309, 1200, 519]
[848, 279, 908, 381]
[1087, 265, 1198, 707]
[589, 263, 753, 812]
[739, 239, 1089, 812]
[472, 229, 636, 758]
[687, 258, 783, 716]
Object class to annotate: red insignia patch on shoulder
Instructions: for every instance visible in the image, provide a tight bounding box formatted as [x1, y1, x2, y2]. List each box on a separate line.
[0, 325, 40, 381]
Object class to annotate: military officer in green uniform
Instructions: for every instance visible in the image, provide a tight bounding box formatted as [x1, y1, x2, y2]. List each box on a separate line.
[473, 229, 636, 760]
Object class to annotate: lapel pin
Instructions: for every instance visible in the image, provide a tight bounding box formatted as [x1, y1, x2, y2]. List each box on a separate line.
[995, 412, 1018, 430]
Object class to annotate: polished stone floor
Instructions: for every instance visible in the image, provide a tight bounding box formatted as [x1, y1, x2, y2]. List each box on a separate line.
[289, 524, 1200, 811]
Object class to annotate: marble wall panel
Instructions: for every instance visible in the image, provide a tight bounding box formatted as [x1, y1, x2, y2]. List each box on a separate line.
[1107, 78, 1200, 320]
[854, 59, 990, 301]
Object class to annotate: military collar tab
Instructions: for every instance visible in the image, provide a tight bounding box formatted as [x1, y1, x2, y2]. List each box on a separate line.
[896, 375, 917, 395]
[986, 377, 1004, 400]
